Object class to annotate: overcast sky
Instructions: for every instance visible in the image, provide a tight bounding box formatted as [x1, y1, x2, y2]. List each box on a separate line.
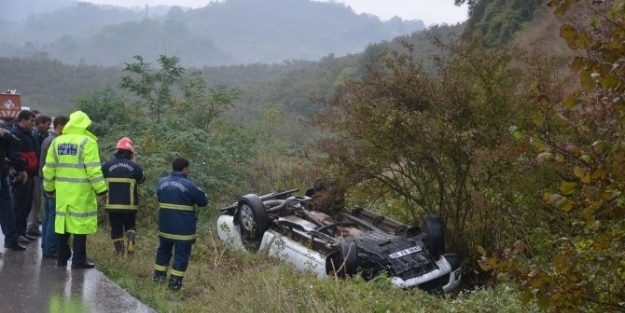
[83, 0, 468, 26]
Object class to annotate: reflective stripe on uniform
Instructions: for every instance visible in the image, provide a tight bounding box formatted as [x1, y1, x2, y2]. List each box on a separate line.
[53, 163, 85, 169]
[170, 269, 185, 277]
[158, 231, 196, 241]
[52, 140, 60, 165]
[77, 138, 88, 167]
[159, 203, 194, 211]
[56, 210, 97, 218]
[88, 176, 105, 184]
[105, 178, 137, 209]
[52, 162, 102, 169]
[155, 264, 168, 271]
[55, 177, 91, 183]
[105, 204, 138, 210]
[105, 178, 135, 183]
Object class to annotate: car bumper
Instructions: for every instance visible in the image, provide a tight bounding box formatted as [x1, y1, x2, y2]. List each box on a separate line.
[388, 255, 461, 292]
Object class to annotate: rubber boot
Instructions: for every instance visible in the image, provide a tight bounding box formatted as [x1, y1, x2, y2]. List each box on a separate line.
[113, 238, 124, 254]
[152, 270, 167, 283]
[168, 275, 184, 291]
[126, 230, 136, 254]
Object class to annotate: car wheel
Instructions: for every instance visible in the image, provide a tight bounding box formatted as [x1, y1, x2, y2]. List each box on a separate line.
[333, 239, 359, 278]
[423, 215, 445, 259]
[236, 194, 270, 249]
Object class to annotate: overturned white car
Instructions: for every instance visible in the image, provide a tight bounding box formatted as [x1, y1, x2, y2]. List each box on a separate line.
[217, 187, 461, 293]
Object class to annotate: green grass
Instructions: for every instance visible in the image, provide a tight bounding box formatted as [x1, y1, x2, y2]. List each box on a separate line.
[88, 223, 540, 313]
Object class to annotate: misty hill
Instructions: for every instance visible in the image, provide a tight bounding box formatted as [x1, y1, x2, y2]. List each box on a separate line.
[0, 23, 464, 118]
[0, 0, 426, 67]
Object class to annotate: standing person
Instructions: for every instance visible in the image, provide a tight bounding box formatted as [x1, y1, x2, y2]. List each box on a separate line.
[102, 137, 145, 255]
[0, 123, 27, 251]
[39, 115, 68, 259]
[42, 111, 108, 269]
[11, 110, 38, 244]
[153, 157, 208, 291]
[27, 114, 52, 237]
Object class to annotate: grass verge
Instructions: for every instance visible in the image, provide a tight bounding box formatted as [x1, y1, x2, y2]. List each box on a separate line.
[88, 222, 540, 313]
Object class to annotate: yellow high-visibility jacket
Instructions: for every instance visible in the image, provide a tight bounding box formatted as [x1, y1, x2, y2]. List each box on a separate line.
[42, 111, 107, 235]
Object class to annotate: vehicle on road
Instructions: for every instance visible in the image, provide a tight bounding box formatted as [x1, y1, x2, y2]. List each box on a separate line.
[217, 185, 462, 293]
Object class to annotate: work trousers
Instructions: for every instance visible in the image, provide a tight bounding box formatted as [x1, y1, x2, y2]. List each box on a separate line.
[155, 237, 193, 277]
[57, 233, 87, 265]
[0, 174, 18, 245]
[26, 176, 42, 234]
[12, 174, 34, 236]
[108, 212, 137, 239]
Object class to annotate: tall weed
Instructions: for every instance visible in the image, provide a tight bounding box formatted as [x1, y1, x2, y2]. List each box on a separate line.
[90, 223, 538, 313]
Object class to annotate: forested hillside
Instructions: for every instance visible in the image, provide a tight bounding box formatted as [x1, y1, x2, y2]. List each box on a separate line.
[0, 23, 461, 117]
[0, 57, 123, 114]
[3, 0, 624, 312]
[458, 0, 545, 46]
[1, 0, 426, 67]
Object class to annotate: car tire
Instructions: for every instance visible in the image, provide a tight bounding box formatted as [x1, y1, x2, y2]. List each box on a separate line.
[334, 239, 359, 278]
[236, 194, 270, 248]
[423, 215, 445, 259]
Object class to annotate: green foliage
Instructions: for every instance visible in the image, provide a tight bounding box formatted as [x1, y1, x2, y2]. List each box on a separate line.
[462, 0, 545, 47]
[74, 87, 139, 136]
[480, 1, 625, 311]
[179, 72, 241, 132]
[311, 35, 539, 277]
[120, 55, 185, 123]
[78, 54, 255, 222]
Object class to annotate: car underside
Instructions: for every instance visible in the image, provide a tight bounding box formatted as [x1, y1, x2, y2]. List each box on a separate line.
[217, 188, 462, 293]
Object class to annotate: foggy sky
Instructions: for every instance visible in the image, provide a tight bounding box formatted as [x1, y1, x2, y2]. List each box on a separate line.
[82, 0, 468, 26]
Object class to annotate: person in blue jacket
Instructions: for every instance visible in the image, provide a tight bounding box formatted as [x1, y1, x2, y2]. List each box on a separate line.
[153, 157, 208, 291]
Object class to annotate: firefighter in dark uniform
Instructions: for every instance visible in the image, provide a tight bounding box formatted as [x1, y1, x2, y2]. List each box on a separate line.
[153, 157, 208, 291]
[102, 137, 145, 255]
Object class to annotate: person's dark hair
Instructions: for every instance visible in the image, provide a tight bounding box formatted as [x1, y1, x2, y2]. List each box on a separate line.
[53, 115, 69, 128]
[172, 157, 189, 172]
[35, 115, 52, 125]
[17, 110, 35, 122]
[32, 110, 41, 115]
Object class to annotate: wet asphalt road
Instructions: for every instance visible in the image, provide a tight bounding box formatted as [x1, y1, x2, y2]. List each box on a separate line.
[0, 230, 156, 313]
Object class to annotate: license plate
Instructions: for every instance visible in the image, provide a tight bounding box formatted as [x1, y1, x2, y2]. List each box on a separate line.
[389, 246, 422, 259]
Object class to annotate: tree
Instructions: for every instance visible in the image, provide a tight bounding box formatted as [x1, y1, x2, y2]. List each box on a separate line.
[80, 55, 254, 218]
[312, 36, 528, 265]
[178, 71, 241, 132]
[455, 0, 545, 47]
[481, 1, 625, 311]
[75, 87, 139, 137]
[120, 55, 184, 123]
